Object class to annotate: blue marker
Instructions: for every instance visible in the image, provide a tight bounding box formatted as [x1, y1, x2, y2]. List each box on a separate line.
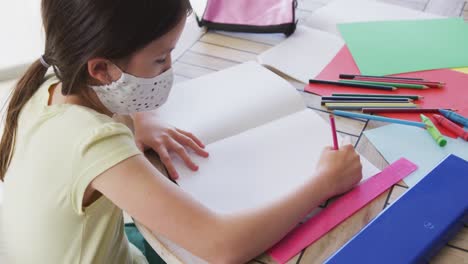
[439, 109, 468, 127]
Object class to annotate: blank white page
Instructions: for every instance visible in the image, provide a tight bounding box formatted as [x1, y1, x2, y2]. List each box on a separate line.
[305, 0, 441, 36]
[257, 26, 344, 84]
[175, 109, 380, 214]
[157, 61, 305, 145]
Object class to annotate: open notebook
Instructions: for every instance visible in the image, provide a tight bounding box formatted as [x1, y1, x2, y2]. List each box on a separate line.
[149, 61, 380, 261]
[257, 0, 441, 83]
[159, 61, 380, 214]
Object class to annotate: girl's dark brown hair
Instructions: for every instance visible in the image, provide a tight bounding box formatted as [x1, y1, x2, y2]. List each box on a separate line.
[0, 0, 192, 181]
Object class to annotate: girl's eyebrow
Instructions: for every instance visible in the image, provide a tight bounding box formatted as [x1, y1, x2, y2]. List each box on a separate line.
[164, 47, 176, 54]
[154, 47, 175, 57]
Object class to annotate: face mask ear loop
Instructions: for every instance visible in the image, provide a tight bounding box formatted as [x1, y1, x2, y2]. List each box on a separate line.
[104, 61, 125, 86]
[105, 72, 114, 86]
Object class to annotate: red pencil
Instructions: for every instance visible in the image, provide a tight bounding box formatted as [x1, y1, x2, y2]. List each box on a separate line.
[433, 115, 468, 141]
[329, 114, 339, 150]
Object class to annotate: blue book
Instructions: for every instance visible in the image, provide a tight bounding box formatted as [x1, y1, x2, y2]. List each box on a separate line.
[325, 154, 468, 264]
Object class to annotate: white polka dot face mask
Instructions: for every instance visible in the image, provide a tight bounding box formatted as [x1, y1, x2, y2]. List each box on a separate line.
[89, 68, 174, 115]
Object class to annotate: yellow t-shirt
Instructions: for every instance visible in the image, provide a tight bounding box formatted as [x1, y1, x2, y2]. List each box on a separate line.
[1, 76, 147, 263]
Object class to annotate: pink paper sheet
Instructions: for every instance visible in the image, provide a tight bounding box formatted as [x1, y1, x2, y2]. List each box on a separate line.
[305, 46, 468, 138]
[268, 158, 418, 263]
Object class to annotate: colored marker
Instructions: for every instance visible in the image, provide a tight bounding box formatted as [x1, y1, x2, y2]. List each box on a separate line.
[433, 115, 468, 141]
[420, 114, 447, 147]
[339, 80, 429, 90]
[439, 109, 468, 128]
[333, 110, 427, 128]
[329, 115, 339, 150]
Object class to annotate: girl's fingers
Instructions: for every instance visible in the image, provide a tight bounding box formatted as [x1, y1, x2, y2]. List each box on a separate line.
[176, 128, 205, 148]
[167, 138, 199, 172]
[172, 132, 209, 158]
[154, 146, 179, 180]
[146, 129, 207, 178]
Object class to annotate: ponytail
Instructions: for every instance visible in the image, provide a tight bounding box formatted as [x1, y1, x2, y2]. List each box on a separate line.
[0, 59, 48, 181]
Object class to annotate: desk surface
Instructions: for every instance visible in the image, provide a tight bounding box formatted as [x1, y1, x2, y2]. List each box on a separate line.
[134, 1, 468, 263]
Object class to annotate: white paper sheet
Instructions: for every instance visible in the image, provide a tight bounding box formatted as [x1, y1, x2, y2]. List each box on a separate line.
[257, 26, 344, 83]
[305, 0, 442, 36]
[175, 109, 380, 214]
[157, 61, 306, 145]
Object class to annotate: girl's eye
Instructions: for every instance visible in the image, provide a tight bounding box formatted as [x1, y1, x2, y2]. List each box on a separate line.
[155, 58, 167, 64]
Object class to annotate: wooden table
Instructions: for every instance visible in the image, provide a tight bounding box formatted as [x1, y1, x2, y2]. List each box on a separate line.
[133, 1, 468, 263]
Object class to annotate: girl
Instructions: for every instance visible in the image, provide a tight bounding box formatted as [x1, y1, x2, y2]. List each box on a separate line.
[0, 0, 363, 263]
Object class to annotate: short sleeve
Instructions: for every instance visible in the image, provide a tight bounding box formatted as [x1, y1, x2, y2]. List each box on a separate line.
[70, 122, 141, 214]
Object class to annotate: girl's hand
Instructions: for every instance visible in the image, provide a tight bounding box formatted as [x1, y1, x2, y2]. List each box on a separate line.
[132, 111, 209, 180]
[315, 137, 363, 197]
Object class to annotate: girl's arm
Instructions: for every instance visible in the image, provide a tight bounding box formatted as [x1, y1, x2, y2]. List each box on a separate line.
[91, 144, 362, 264]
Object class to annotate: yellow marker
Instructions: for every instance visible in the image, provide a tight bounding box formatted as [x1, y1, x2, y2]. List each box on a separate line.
[420, 114, 447, 147]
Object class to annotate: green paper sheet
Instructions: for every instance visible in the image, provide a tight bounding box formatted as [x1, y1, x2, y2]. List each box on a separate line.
[338, 18, 468, 76]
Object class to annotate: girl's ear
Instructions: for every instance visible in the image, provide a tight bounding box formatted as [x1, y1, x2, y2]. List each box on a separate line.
[87, 58, 121, 85]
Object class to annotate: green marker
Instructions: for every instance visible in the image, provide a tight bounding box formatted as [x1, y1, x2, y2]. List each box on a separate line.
[420, 114, 447, 147]
[339, 80, 428, 89]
